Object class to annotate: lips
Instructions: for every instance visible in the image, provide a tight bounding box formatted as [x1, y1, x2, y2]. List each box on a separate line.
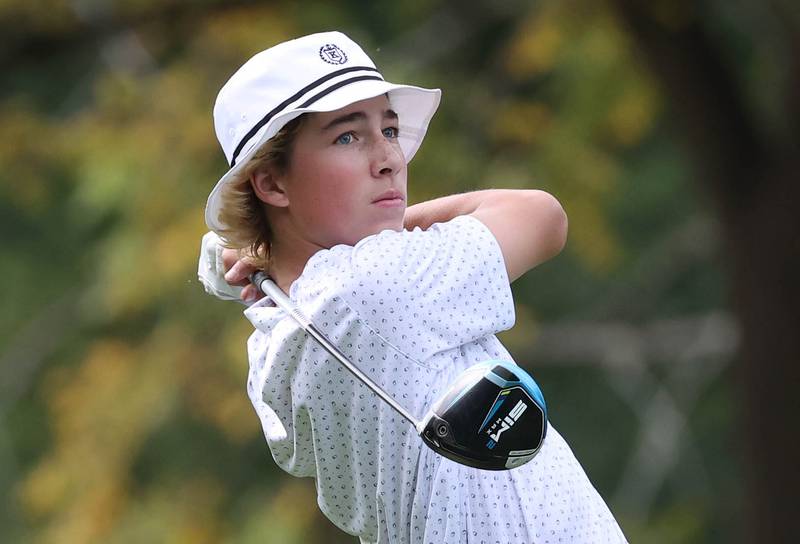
[373, 189, 405, 203]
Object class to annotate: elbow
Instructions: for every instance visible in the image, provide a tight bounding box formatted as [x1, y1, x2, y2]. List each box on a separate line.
[551, 195, 569, 256]
[532, 190, 568, 260]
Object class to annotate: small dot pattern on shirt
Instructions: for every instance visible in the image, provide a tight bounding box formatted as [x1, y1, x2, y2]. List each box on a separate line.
[242, 216, 627, 543]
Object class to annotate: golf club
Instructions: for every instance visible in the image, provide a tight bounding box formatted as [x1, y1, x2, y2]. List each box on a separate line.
[251, 271, 548, 470]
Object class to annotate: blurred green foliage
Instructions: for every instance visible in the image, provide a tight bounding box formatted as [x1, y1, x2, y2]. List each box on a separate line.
[0, 0, 750, 542]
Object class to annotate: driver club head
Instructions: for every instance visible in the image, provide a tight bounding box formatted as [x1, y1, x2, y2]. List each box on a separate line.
[420, 360, 547, 470]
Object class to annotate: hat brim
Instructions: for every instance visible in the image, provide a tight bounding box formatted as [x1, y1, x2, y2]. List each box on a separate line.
[205, 80, 441, 234]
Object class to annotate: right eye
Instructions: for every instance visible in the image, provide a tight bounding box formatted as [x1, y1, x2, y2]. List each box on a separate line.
[335, 132, 354, 145]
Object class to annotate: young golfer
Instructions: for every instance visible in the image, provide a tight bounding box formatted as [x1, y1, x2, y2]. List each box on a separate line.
[198, 31, 627, 543]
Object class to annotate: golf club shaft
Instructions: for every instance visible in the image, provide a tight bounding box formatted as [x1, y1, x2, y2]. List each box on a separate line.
[250, 271, 420, 429]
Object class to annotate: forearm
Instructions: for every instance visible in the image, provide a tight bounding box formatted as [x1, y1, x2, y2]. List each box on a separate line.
[403, 189, 509, 230]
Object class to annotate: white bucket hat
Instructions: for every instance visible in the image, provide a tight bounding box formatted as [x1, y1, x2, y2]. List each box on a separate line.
[205, 31, 441, 233]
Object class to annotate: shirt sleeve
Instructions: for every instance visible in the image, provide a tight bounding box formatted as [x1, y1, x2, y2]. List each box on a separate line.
[333, 214, 516, 360]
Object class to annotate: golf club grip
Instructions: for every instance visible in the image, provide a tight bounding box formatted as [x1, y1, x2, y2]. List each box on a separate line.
[248, 270, 420, 428]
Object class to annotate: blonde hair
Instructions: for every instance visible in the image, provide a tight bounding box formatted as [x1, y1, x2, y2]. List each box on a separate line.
[215, 115, 306, 268]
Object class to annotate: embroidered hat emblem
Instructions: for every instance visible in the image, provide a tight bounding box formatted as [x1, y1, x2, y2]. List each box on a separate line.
[319, 43, 348, 65]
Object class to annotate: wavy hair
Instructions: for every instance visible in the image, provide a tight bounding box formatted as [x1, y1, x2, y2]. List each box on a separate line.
[215, 115, 307, 268]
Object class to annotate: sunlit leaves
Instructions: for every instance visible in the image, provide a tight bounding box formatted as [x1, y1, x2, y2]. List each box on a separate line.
[19, 335, 177, 539]
[202, 3, 299, 62]
[504, 7, 565, 79]
[489, 2, 663, 274]
[0, 102, 67, 215]
[110, 476, 226, 544]
[0, 0, 76, 36]
[489, 101, 553, 149]
[233, 481, 322, 544]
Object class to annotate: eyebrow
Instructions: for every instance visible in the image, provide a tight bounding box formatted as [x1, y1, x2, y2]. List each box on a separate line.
[322, 109, 399, 131]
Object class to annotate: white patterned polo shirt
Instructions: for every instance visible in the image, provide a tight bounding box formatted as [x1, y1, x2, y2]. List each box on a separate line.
[201, 215, 627, 543]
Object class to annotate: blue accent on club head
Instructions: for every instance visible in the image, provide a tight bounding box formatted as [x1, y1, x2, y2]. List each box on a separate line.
[483, 360, 547, 415]
[438, 359, 547, 421]
[478, 396, 507, 433]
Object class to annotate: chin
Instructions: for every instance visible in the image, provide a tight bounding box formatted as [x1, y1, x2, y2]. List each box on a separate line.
[379, 220, 404, 234]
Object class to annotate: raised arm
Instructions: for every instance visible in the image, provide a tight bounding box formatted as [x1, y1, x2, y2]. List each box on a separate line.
[403, 189, 568, 282]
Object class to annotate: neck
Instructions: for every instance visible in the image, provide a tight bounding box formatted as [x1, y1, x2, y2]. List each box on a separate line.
[266, 216, 324, 295]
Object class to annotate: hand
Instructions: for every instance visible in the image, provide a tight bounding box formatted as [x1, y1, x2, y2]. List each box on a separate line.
[222, 248, 264, 303]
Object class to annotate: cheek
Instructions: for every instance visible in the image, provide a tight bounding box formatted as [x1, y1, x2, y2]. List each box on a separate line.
[309, 154, 365, 201]
[291, 157, 363, 220]
[289, 139, 398, 228]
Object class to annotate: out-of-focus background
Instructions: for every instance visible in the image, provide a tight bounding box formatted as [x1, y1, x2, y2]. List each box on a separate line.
[2, 1, 798, 543]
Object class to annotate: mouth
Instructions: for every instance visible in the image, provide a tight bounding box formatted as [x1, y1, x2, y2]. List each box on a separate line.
[373, 197, 405, 208]
[372, 189, 405, 206]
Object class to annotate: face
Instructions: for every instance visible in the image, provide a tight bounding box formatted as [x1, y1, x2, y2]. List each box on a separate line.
[265, 95, 407, 249]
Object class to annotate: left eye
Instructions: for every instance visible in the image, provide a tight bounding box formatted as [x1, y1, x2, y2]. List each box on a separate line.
[383, 127, 399, 138]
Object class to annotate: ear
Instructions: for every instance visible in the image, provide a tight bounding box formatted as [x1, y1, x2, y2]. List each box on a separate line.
[250, 167, 289, 208]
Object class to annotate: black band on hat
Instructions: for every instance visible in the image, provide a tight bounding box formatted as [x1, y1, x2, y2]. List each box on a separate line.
[230, 66, 381, 167]
[297, 75, 384, 108]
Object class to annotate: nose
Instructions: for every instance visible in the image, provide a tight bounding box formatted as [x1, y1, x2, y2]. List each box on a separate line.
[370, 136, 404, 178]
